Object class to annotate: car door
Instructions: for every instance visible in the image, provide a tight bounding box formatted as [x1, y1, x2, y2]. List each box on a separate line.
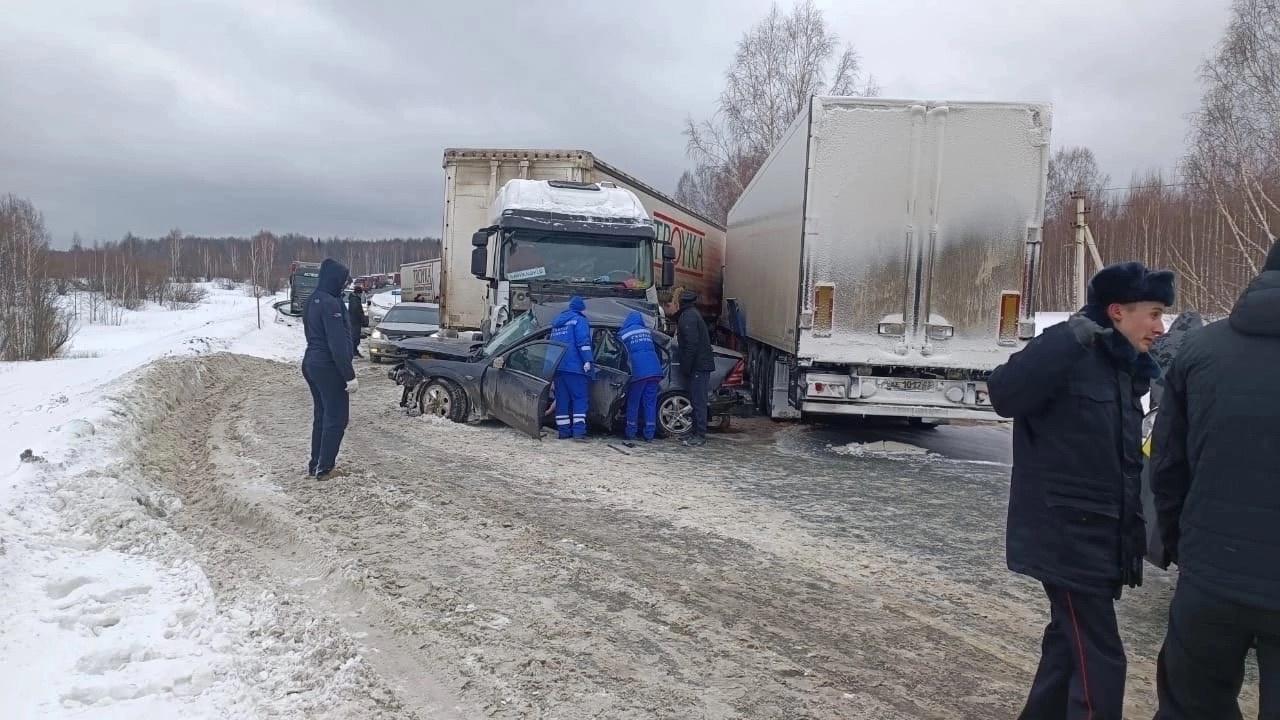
[588, 329, 631, 429]
[481, 340, 567, 439]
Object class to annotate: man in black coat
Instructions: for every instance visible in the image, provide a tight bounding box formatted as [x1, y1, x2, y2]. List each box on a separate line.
[674, 290, 715, 446]
[989, 261, 1174, 720]
[302, 258, 358, 481]
[1151, 241, 1280, 718]
[347, 285, 367, 358]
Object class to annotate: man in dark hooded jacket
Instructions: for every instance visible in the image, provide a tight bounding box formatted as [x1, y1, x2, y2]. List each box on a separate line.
[620, 310, 663, 441]
[989, 261, 1174, 720]
[674, 291, 715, 446]
[302, 258, 358, 480]
[1151, 241, 1280, 718]
[347, 285, 367, 358]
[549, 296, 593, 440]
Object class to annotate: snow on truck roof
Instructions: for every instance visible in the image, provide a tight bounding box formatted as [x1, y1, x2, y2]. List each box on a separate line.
[488, 179, 651, 226]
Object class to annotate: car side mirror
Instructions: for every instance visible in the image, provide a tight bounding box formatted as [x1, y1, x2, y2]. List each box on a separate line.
[661, 244, 677, 261]
[493, 356, 505, 370]
[471, 246, 489, 280]
[660, 260, 675, 289]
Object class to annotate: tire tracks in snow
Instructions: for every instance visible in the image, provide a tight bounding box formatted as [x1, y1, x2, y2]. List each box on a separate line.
[126, 353, 1252, 718]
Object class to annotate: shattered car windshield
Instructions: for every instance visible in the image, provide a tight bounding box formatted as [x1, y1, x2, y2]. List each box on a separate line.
[481, 312, 539, 357]
[501, 232, 653, 288]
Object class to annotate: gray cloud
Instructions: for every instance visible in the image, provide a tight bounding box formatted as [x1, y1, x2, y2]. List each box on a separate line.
[0, 0, 1229, 246]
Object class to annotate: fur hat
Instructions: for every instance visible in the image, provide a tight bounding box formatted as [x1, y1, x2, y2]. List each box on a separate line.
[1265, 240, 1280, 272]
[1087, 261, 1176, 307]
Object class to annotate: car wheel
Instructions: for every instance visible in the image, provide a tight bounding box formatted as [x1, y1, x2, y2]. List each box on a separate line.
[658, 391, 694, 438]
[417, 379, 467, 422]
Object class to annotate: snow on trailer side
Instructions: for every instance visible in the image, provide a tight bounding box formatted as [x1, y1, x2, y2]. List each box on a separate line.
[726, 97, 1051, 421]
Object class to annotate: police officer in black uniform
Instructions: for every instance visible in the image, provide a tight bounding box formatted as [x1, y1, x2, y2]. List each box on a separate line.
[989, 261, 1175, 720]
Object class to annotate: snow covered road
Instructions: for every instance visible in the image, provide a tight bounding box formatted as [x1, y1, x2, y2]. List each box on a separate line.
[100, 353, 1255, 718]
[1, 293, 1258, 718]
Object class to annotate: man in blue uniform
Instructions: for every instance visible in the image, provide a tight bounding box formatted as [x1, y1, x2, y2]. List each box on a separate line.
[302, 258, 358, 480]
[619, 310, 663, 442]
[549, 296, 593, 440]
[989, 261, 1174, 720]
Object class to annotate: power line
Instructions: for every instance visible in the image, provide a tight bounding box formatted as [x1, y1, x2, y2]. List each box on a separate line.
[1097, 181, 1202, 193]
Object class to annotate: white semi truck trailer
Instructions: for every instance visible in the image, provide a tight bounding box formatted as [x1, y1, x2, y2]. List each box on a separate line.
[725, 97, 1052, 422]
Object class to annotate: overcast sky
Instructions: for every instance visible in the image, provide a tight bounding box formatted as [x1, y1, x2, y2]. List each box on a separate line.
[0, 0, 1232, 247]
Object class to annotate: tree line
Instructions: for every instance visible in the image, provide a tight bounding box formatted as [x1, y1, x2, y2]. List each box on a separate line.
[48, 232, 441, 295]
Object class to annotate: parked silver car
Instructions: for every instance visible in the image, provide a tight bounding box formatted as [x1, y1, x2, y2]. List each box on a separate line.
[368, 302, 440, 364]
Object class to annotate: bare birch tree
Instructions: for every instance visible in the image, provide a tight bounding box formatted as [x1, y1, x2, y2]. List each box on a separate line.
[678, 0, 878, 222]
[0, 195, 74, 360]
[1185, 0, 1280, 276]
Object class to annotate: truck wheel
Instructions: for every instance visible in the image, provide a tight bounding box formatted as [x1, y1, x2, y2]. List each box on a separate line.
[658, 392, 694, 438]
[418, 379, 467, 423]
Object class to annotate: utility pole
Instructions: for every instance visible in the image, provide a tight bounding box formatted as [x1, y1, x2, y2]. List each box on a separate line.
[1072, 190, 1087, 309]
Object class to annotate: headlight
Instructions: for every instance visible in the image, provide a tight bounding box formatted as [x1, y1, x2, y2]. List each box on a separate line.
[372, 329, 385, 340]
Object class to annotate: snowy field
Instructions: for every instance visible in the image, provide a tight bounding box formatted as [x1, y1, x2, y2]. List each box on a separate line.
[0, 285, 307, 719]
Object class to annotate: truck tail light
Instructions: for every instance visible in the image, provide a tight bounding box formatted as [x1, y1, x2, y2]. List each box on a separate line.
[998, 292, 1021, 345]
[813, 284, 834, 336]
[926, 324, 954, 340]
[723, 359, 746, 388]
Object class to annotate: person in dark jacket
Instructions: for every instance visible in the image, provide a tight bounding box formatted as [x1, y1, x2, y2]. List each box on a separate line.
[1151, 241, 1280, 719]
[674, 291, 715, 446]
[302, 258, 358, 481]
[989, 261, 1174, 720]
[347, 285, 367, 358]
[619, 310, 663, 442]
[549, 296, 593, 440]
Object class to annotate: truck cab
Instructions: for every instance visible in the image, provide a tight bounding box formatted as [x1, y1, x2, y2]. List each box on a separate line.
[469, 179, 676, 336]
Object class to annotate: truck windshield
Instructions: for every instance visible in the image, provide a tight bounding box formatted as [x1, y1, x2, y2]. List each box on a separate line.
[293, 273, 319, 289]
[501, 233, 653, 288]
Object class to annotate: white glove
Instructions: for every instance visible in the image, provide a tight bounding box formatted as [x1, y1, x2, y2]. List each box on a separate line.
[582, 362, 592, 372]
[345, 378, 359, 394]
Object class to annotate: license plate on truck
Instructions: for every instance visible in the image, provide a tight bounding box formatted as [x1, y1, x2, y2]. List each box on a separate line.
[882, 379, 937, 393]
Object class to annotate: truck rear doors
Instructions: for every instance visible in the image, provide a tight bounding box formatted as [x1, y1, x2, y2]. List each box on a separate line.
[800, 99, 1049, 369]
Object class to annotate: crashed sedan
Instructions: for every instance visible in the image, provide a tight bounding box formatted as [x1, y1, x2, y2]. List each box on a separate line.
[387, 298, 745, 438]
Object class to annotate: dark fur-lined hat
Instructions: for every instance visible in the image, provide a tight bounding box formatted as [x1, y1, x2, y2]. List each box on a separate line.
[1087, 261, 1175, 307]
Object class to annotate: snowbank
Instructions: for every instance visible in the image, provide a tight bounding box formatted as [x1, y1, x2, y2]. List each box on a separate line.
[0, 285, 305, 718]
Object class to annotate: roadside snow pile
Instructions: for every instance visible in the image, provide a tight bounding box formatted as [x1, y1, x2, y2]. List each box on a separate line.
[0, 285, 306, 718]
[829, 440, 931, 458]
